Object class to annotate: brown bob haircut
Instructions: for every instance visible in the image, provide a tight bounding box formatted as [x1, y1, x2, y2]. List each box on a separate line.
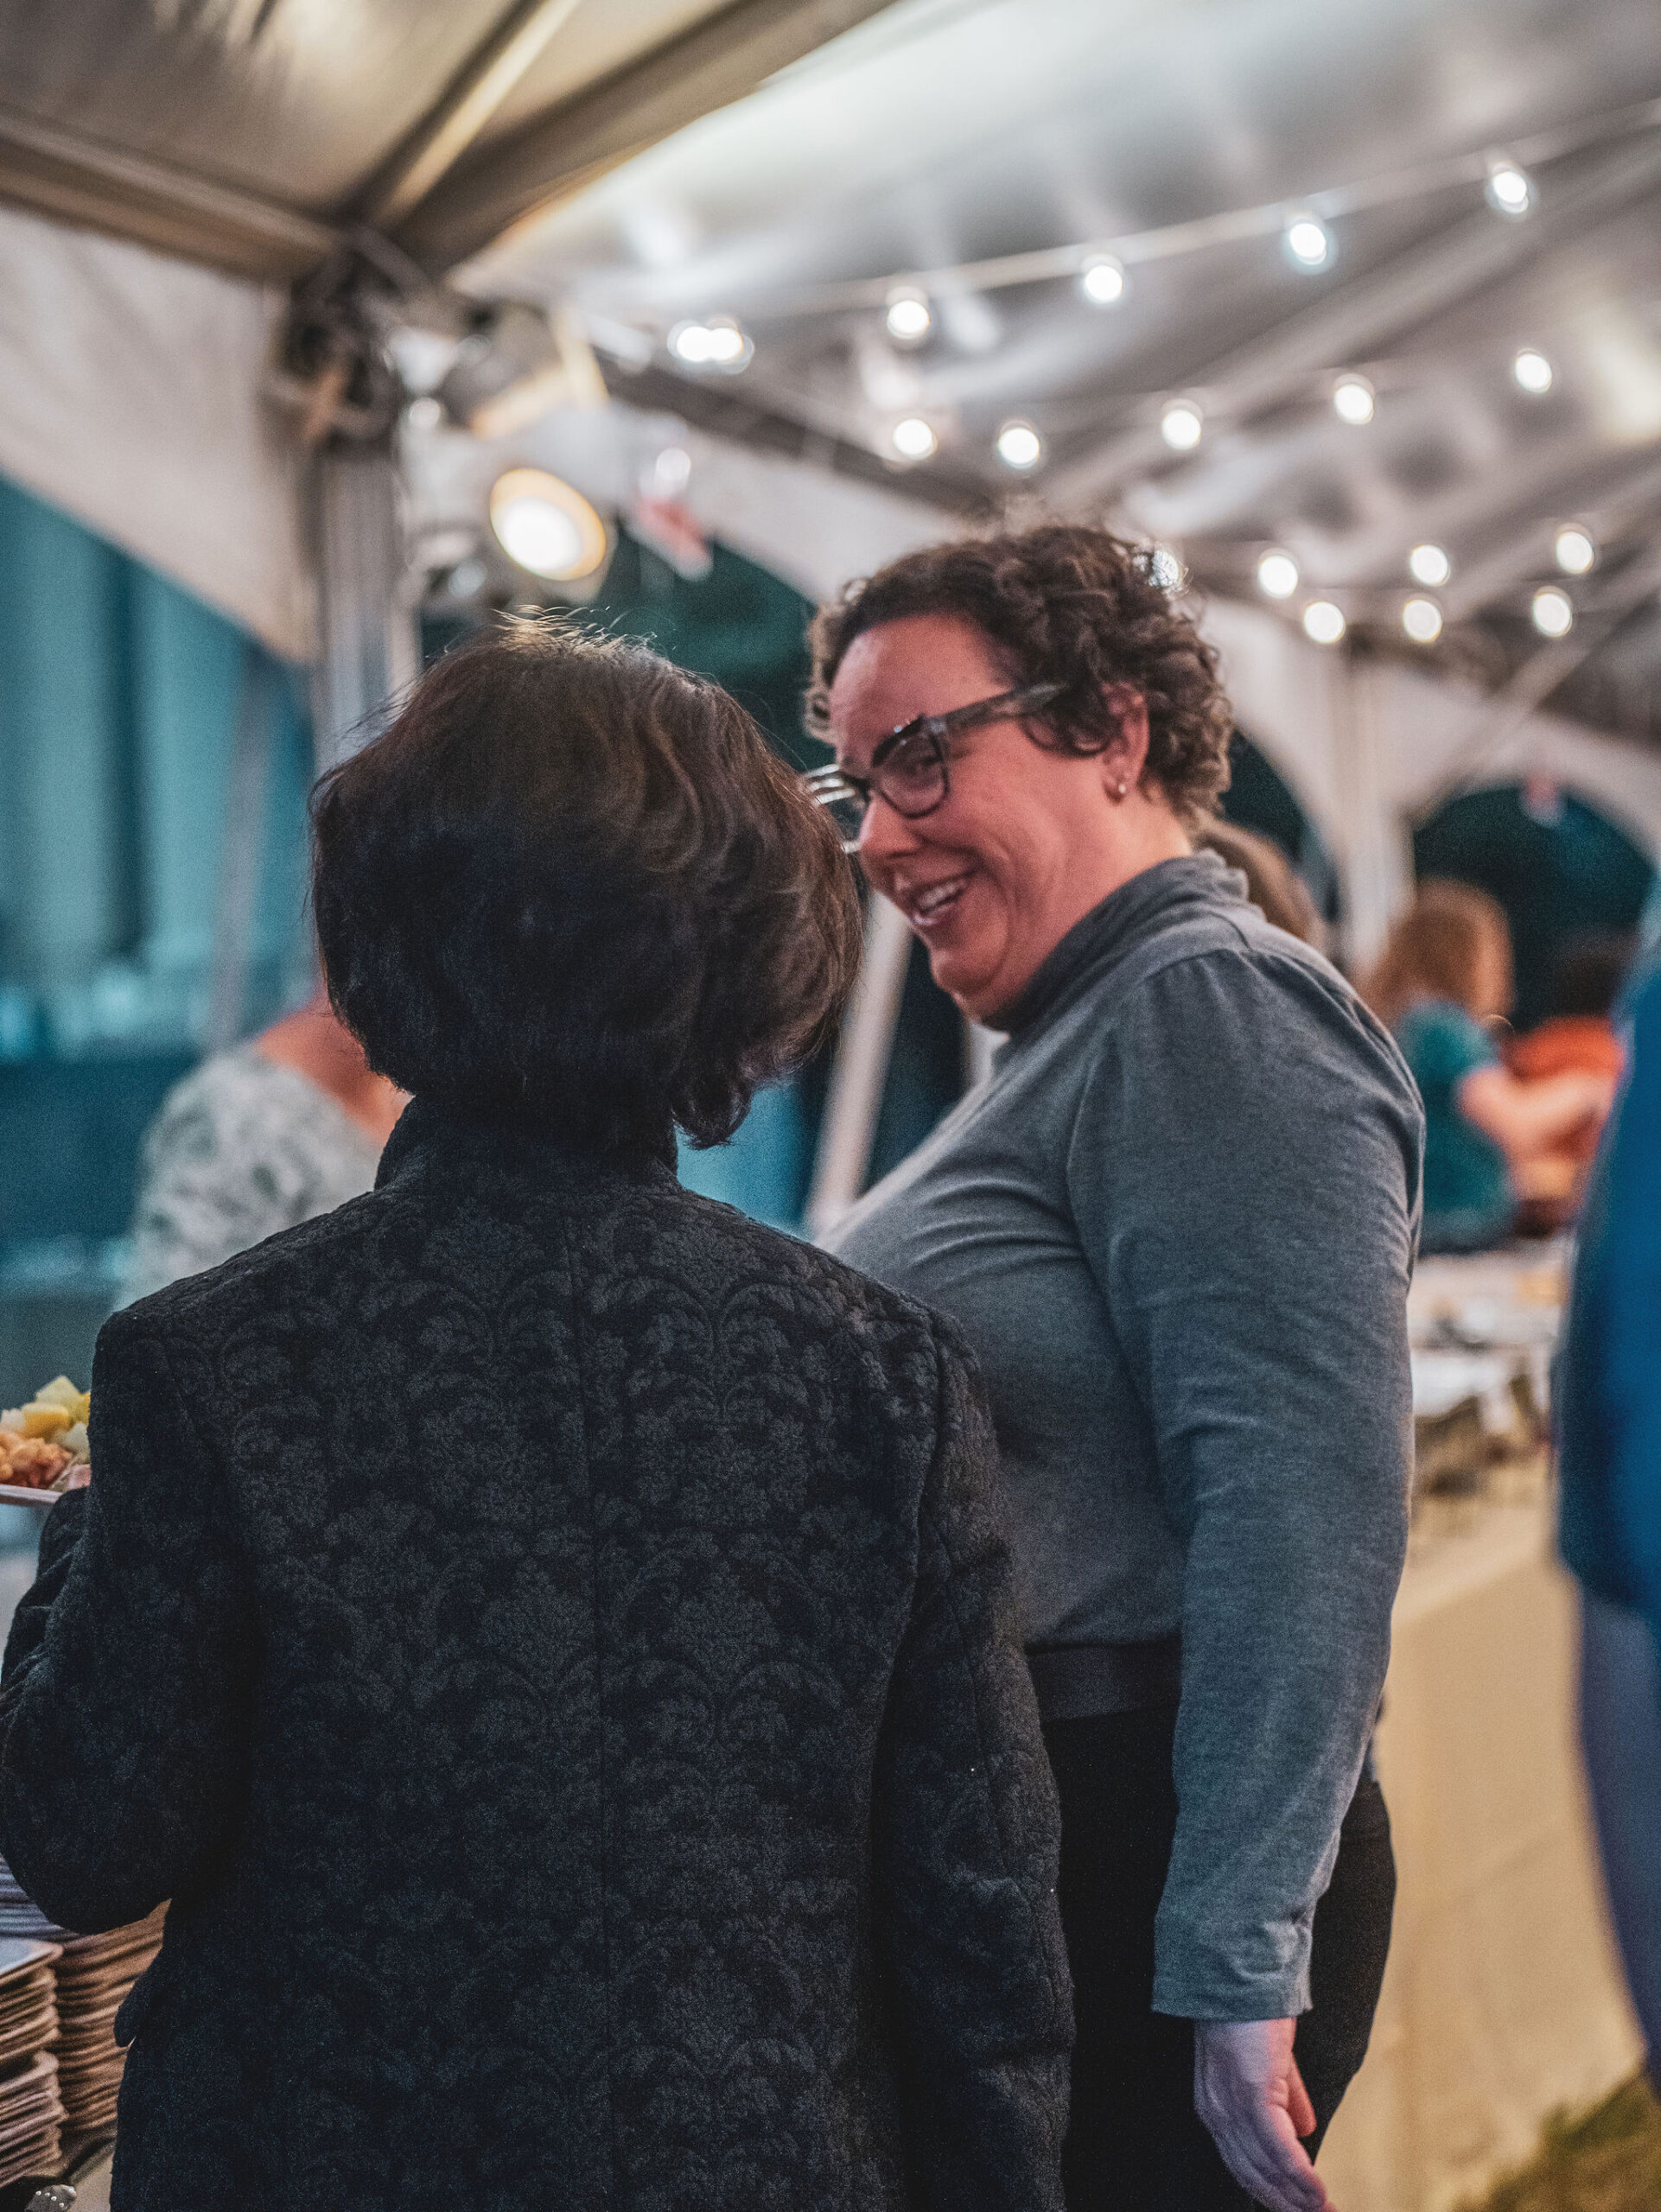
[311, 621, 861, 1154]
[1363, 879, 1513, 1029]
[807, 524, 1235, 827]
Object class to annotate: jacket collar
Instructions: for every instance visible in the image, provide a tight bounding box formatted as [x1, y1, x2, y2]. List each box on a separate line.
[376, 1096, 679, 1194]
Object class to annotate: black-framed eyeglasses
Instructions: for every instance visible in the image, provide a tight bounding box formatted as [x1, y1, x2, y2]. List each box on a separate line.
[804, 683, 1062, 850]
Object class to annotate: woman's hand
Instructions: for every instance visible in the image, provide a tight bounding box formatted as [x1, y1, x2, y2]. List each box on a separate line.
[1193, 2017, 1335, 2212]
[1458, 1065, 1616, 1166]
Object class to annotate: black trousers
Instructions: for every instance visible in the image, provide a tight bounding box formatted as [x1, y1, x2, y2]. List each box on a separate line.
[1044, 1707, 1395, 2212]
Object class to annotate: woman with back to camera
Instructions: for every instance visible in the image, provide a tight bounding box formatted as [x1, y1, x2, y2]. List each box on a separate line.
[1365, 880, 1613, 1252]
[0, 622, 1072, 2212]
[811, 526, 1423, 2212]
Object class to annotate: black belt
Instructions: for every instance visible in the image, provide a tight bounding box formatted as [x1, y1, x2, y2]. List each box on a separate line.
[1027, 1635, 1182, 1722]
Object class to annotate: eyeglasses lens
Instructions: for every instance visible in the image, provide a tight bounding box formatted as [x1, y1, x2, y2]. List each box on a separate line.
[875, 728, 947, 818]
[824, 791, 868, 848]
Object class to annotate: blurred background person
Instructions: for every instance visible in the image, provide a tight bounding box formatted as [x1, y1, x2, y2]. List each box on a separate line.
[811, 525, 1421, 2212]
[1558, 953, 1661, 2082]
[1195, 818, 1325, 947]
[1365, 881, 1614, 1253]
[1506, 932, 1632, 1234]
[118, 988, 406, 1306]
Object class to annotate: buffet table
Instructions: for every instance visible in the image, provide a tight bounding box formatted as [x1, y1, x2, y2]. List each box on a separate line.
[1319, 1243, 1642, 2211]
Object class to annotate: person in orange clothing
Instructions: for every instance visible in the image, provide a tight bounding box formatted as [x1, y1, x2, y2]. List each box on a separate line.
[1508, 934, 1633, 1230]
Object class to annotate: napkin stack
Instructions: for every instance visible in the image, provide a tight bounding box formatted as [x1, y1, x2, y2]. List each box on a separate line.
[0, 1862, 163, 2145]
[0, 1938, 64, 2187]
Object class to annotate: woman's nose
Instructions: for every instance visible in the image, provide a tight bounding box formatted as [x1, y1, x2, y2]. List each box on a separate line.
[857, 792, 920, 869]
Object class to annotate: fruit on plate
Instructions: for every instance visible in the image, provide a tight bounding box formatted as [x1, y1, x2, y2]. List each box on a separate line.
[0, 1377, 91, 1491]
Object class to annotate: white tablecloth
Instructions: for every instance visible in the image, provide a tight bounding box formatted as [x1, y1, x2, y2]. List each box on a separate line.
[1319, 1496, 1641, 2210]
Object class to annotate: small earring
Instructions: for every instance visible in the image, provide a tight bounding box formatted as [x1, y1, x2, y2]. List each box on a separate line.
[1113, 779, 1130, 801]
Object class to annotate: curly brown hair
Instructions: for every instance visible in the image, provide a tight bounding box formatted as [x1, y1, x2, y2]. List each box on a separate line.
[313, 620, 861, 1154]
[806, 524, 1234, 826]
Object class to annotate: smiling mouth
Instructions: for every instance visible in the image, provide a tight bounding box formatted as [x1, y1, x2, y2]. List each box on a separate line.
[901, 873, 971, 927]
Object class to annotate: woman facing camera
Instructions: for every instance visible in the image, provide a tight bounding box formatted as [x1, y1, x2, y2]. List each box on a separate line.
[811, 528, 1422, 2212]
[0, 625, 1071, 2212]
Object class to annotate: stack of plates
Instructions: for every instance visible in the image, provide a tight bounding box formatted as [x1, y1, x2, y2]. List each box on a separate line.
[0, 1863, 164, 2145]
[54, 1911, 165, 2140]
[0, 1941, 65, 2188]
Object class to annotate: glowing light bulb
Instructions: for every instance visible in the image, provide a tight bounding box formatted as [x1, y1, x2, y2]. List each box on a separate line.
[1333, 373, 1375, 425]
[891, 416, 938, 461]
[995, 420, 1043, 470]
[885, 288, 932, 345]
[1532, 585, 1574, 638]
[1403, 596, 1444, 644]
[1513, 347, 1554, 394]
[1161, 399, 1204, 450]
[668, 316, 752, 371]
[1284, 214, 1333, 270]
[1080, 254, 1126, 306]
[1554, 525, 1595, 575]
[1485, 158, 1535, 218]
[1409, 543, 1452, 587]
[1302, 601, 1346, 645]
[1257, 549, 1301, 600]
[488, 468, 609, 582]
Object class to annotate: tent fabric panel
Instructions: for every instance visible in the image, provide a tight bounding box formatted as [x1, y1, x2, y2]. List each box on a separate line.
[0, 202, 312, 661]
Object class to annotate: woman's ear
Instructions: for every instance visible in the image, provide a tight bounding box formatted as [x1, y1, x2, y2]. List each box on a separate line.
[1097, 684, 1151, 799]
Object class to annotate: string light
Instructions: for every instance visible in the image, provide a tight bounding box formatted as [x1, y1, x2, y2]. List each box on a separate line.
[1161, 399, 1204, 450]
[891, 416, 938, 461]
[1513, 347, 1554, 394]
[1333, 373, 1375, 425]
[1302, 601, 1347, 645]
[996, 420, 1043, 470]
[1284, 214, 1333, 270]
[1257, 549, 1301, 600]
[1484, 156, 1536, 218]
[1554, 524, 1596, 575]
[1532, 585, 1574, 637]
[1403, 596, 1444, 644]
[884, 287, 932, 345]
[1080, 254, 1127, 306]
[1408, 543, 1452, 587]
[668, 315, 752, 371]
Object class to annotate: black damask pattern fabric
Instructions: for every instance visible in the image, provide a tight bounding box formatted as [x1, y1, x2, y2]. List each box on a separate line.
[0, 1102, 1071, 2212]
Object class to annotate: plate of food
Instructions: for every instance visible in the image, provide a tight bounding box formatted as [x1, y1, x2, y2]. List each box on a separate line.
[0, 1378, 90, 1508]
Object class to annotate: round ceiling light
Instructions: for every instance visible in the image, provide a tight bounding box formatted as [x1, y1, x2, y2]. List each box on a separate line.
[667, 315, 753, 371]
[885, 287, 932, 345]
[891, 416, 939, 461]
[1554, 524, 1596, 575]
[488, 468, 609, 582]
[1080, 254, 1127, 306]
[1301, 601, 1347, 645]
[1512, 347, 1554, 395]
[1161, 399, 1204, 450]
[1484, 158, 1535, 218]
[1257, 548, 1301, 600]
[1402, 596, 1444, 645]
[1532, 585, 1575, 638]
[1408, 543, 1452, 587]
[1284, 214, 1333, 270]
[996, 419, 1044, 470]
[1333, 373, 1375, 425]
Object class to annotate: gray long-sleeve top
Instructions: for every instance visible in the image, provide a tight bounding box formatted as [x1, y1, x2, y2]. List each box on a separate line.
[826, 855, 1422, 2020]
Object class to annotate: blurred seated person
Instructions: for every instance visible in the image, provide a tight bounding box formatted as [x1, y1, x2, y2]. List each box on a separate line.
[1365, 881, 1613, 1252]
[118, 989, 406, 1306]
[1195, 818, 1324, 945]
[1506, 933, 1632, 1230]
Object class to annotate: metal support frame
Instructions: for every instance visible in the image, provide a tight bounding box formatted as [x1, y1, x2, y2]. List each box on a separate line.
[309, 445, 421, 773]
[804, 893, 912, 1241]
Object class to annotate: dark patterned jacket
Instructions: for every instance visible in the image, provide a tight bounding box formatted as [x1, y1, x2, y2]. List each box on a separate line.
[0, 1102, 1072, 2212]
